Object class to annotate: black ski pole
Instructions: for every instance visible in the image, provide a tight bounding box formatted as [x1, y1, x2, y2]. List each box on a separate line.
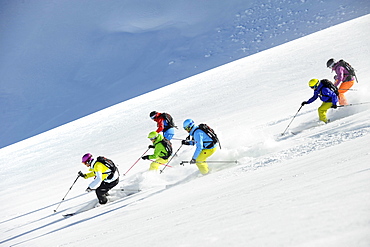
[171, 138, 187, 141]
[337, 102, 370, 108]
[281, 105, 303, 136]
[54, 175, 80, 212]
[338, 88, 357, 91]
[160, 144, 183, 174]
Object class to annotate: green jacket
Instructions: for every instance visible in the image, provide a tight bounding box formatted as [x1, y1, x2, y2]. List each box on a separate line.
[149, 134, 169, 160]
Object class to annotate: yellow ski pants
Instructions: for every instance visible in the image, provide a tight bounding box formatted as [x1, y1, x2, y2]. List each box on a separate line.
[149, 158, 168, 171]
[195, 147, 217, 175]
[318, 102, 333, 123]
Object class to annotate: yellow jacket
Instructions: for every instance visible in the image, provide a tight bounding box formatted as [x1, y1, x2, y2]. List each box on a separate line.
[84, 161, 118, 189]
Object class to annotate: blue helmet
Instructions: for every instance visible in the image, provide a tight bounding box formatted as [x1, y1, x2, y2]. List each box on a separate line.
[183, 119, 195, 131]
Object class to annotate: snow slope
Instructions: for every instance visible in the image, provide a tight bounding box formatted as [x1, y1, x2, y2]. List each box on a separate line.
[0, 14, 370, 247]
[1, 0, 370, 148]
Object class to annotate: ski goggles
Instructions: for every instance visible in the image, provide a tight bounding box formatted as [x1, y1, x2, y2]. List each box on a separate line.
[328, 61, 335, 68]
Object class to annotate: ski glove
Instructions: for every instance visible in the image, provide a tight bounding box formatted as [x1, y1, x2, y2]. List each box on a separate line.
[148, 145, 155, 149]
[331, 104, 337, 109]
[78, 171, 86, 178]
[301, 101, 307, 106]
[86, 187, 93, 193]
[182, 140, 191, 145]
[190, 158, 196, 164]
[142, 155, 150, 160]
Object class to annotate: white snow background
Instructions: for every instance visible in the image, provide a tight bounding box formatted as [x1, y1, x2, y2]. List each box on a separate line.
[1, 13, 370, 247]
[1, 0, 370, 148]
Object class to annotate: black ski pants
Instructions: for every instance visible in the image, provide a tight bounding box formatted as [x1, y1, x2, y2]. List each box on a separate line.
[95, 178, 119, 204]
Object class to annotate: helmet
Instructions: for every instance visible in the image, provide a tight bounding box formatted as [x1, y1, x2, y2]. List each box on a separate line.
[148, 131, 158, 139]
[149, 111, 158, 119]
[82, 153, 93, 163]
[183, 119, 195, 131]
[308, 79, 320, 88]
[326, 58, 335, 68]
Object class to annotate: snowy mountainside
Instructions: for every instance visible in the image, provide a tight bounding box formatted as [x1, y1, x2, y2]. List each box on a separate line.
[1, 0, 370, 148]
[0, 14, 370, 247]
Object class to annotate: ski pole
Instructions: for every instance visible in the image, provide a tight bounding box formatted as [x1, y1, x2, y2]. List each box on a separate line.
[148, 159, 173, 167]
[110, 188, 142, 192]
[171, 138, 187, 141]
[281, 105, 303, 136]
[160, 144, 183, 174]
[54, 175, 80, 212]
[123, 148, 150, 176]
[337, 102, 370, 108]
[180, 160, 238, 165]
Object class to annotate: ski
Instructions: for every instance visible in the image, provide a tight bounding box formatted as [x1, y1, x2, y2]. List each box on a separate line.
[62, 188, 141, 218]
[62, 199, 99, 218]
[63, 213, 77, 218]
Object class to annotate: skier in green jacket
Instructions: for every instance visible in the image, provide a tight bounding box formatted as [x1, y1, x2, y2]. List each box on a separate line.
[142, 131, 171, 171]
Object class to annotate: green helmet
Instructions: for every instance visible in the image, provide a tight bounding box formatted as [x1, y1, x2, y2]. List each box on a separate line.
[148, 131, 158, 140]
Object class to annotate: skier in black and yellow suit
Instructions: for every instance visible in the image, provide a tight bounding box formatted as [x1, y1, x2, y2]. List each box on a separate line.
[79, 153, 119, 205]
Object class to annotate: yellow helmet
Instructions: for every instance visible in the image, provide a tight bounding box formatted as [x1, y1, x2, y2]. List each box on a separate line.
[308, 79, 319, 88]
[148, 131, 158, 139]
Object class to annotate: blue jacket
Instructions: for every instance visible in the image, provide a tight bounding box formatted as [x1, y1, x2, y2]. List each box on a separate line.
[306, 83, 338, 105]
[188, 125, 218, 159]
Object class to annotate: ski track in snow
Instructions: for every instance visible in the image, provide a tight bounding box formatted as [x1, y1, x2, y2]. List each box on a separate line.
[238, 113, 370, 172]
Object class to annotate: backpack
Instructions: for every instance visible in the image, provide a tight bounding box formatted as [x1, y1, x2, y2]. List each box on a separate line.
[160, 113, 176, 131]
[195, 123, 221, 149]
[96, 156, 119, 179]
[320, 79, 339, 97]
[337, 59, 357, 82]
[159, 138, 173, 159]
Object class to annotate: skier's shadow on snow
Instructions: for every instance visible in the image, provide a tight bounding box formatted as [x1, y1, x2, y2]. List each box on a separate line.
[3, 188, 165, 246]
[0, 193, 87, 226]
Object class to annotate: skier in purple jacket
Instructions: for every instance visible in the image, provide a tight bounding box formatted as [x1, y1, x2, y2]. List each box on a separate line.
[326, 58, 355, 105]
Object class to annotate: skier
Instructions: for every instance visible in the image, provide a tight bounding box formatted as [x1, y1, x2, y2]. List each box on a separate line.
[326, 58, 355, 106]
[181, 119, 218, 175]
[142, 131, 171, 171]
[79, 153, 119, 205]
[301, 79, 338, 124]
[149, 111, 175, 140]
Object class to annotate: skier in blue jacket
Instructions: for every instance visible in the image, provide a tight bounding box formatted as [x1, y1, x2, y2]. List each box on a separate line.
[301, 79, 338, 124]
[182, 119, 218, 175]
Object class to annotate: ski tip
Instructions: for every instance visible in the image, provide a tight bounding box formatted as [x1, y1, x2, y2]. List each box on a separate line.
[63, 213, 75, 218]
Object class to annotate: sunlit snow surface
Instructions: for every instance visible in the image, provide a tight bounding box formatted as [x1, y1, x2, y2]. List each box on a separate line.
[1, 0, 369, 148]
[0, 13, 370, 247]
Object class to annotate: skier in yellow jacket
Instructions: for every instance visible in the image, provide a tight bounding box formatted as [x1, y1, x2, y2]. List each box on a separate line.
[79, 153, 119, 205]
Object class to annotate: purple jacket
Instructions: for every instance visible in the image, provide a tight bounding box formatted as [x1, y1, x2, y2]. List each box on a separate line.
[332, 62, 354, 86]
